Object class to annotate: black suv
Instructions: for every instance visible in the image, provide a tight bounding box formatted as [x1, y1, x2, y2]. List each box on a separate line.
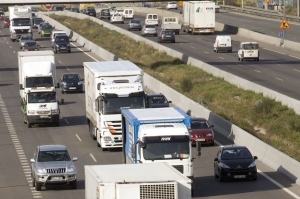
[52, 35, 71, 54]
[145, 93, 172, 108]
[99, 9, 110, 20]
[83, 7, 96, 17]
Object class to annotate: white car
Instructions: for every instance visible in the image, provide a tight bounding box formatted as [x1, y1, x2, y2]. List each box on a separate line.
[110, 13, 124, 24]
[166, 2, 178, 10]
[238, 42, 260, 61]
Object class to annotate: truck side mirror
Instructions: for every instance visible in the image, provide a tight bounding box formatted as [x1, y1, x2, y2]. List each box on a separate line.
[131, 144, 136, 158]
[196, 141, 201, 156]
[19, 84, 24, 90]
[168, 101, 172, 103]
[97, 83, 101, 90]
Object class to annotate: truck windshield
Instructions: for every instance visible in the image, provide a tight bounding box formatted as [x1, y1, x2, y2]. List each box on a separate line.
[26, 77, 53, 88]
[12, 18, 31, 26]
[102, 96, 145, 114]
[28, 92, 56, 103]
[143, 141, 190, 160]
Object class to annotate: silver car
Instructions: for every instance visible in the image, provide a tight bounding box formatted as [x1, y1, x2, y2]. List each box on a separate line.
[128, 19, 142, 31]
[30, 145, 77, 191]
[166, 2, 178, 10]
[141, 24, 157, 36]
[19, 34, 34, 49]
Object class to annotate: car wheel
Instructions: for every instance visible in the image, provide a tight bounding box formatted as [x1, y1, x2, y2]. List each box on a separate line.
[154, 34, 157, 37]
[216, 50, 218, 53]
[172, 40, 175, 43]
[89, 123, 96, 140]
[210, 141, 214, 146]
[12, 39, 16, 42]
[61, 99, 64, 104]
[35, 180, 41, 191]
[241, 58, 244, 62]
[32, 175, 35, 187]
[257, 57, 259, 61]
[102, 147, 108, 151]
[252, 176, 257, 181]
[54, 49, 57, 54]
[238, 57, 240, 61]
[70, 180, 77, 189]
[20, 46, 22, 49]
[97, 142, 100, 147]
[28, 123, 31, 128]
[68, 49, 71, 53]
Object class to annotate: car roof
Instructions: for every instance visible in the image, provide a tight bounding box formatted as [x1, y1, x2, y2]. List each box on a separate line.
[241, 42, 258, 44]
[222, 145, 248, 150]
[38, 145, 67, 151]
[146, 93, 165, 97]
[191, 117, 207, 122]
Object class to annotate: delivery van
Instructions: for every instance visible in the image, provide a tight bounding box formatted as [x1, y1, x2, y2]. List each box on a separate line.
[238, 42, 260, 61]
[214, 35, 232, 53]
[145, 14, 159, 26]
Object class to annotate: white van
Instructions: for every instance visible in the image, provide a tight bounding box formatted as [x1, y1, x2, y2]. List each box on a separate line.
[123, 9, 134, 19]
[238, 42, 260, 61]
[51, 30, 67, 44]
[214, 35, 232, 53]
[145, 14, 159, 26]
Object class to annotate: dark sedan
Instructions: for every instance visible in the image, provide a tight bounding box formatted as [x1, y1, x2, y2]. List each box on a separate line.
[99, 9, 110, 20]
[53, 35, 71, 53]
[3, 16, 10, 28]
[158, 30, 175, 43]
[145, 93, 171, 108]
[214, 146, 258, 182]
[191, 118, 214, 146]
[59, 73, 84, 94]
[128, 19, 142, 31]
[22, 40, 39, 51]
[83, 7, 96, 17]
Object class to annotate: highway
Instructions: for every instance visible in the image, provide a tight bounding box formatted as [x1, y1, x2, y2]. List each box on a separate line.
[165, 8, 300, 42]
[0, 20, 300, 199]
[101, 11, 300, 100]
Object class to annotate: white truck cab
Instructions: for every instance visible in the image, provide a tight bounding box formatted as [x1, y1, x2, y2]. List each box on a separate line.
[238, 42, 259, 61]
[145, 14, 159, 26]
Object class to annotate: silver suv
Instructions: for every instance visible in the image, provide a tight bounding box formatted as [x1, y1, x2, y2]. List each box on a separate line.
[30, 145, 78, 191]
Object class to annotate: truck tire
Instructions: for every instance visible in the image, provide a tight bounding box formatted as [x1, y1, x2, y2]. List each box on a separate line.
[35, 180, 41, 191]
[89, 122, 96, 140]
[70, 180, 77, 189]
[28, 123, 31, 128]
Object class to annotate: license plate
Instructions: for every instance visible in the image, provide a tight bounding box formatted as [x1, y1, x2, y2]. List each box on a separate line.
[40, 116, 49, 118]
[69, 87, 76, 89]
[166, 35, 171, 37]
[90, 13, 93, 15]
[60, 47, 66, 49]
[196, 139, 205, 141]
[234, 175, 245, 178]
[52, 177, 62, 180]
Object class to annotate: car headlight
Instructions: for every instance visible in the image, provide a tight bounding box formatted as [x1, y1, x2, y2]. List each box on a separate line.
[248, 161, 256, 168]
[52, 109, 59, 114]
[37, 167, 46, 173]
[56, 44, 59, 47]
[207, 133, 213, 136]
[61, 82, 67, 86]
[21, 42, 25, 45]
[67, 165, 75, 172]
[67, 44, 70, 47]
[219, 162, 230, 168]
[28, 110, 35, 114]
[78, 81, 82, 85]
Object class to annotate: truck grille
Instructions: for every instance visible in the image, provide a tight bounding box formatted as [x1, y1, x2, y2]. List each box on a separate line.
[107, 120, 122, 134]
[47, 168, 66, 173]
[140, 183, 176, 199]
[172, 165, 183, 174]
[15, 29, 30, 34]
[36, 110, 50, 115]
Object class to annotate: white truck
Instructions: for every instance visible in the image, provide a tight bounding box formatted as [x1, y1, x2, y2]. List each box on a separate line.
[85, 163, 192, 199]
[182, 1, 215, 34]
[18, 51, 61, 128]
[161, 16, 181, 35]
[9, 6, 32, 42]
[84, 61, 146, 151]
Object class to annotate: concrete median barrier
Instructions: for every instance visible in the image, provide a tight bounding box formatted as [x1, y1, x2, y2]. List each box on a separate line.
[39, 11, 300, 186]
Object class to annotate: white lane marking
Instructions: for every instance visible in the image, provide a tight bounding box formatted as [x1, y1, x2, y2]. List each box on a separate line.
[59, 61, 62, 64]
[191, 46, 195, 49]
[254, 70, 261, 73]
[64, 119, 69, 124]
[275, 77, 283, 81]
[215, 141, 300, 199]
[219, 57, 224, 59]
[10, 46, 12, 48]
[90, 154, 97, 162]
[271, 32, 274, 34]
[263, 48, 285, 55]
[13, 51, 15, 53]
[289, 55, 300, 59]
[75, 134, 82, 142]
[67, 68, 70, 71]
[70, 43, 99, 61]
[204, 51, 209, 54]
[294, 69, 300, 73]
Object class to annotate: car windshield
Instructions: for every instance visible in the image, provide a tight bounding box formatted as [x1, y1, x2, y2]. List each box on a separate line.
[38, 150, 71, 162]
[63, 74, 80, 81]
[164, 31, 173, 35]
[27, 92, 56, 103]
[24, 42, 37, 46]
[222, 148, 252, 160]
[42, 25, 52, 29]
[165, 18, 176, 22]
[56, 36, 69, 43]
[101, 96, 145, 114]
[143, 141, 190, 160]
[191, 120, 209, 129]
[149, 96, 167, 103]
[21, 35, 33, 40]
[131, 20, 140, 24]
[12, 18, 31, 26]
[35, 19, 43, 23]
[32, 13, 36, 17]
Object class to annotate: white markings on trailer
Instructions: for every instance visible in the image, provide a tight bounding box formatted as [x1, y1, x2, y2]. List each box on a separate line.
[64, 119, 69, 124]
[90, 154, 97, 162]
[75, 134, 82, 142]
[0, 94, 42, 198]
[254, 70, 261, 73]
[275, 77, 283, 81]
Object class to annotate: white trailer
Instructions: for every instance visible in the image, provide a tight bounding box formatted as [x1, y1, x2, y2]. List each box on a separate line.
[18, 51, 61, 128]
[182, 1, 215, 34]
[84, 61, 145, 151]
[9, 6, 32, 42]
[85, 163, 192, 199]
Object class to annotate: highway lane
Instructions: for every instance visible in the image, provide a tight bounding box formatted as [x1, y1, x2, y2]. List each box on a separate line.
[1, 24, 300, 199]
[105, 12, 300, 100]
[161, 8, 300, 42]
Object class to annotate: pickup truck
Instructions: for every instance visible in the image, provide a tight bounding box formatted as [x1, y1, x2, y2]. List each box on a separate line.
[161, 17, 181, 35]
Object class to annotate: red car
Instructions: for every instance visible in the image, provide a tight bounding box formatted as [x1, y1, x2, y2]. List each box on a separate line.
[3, 16, 9, 28]
[22, 41, 39, 51]
[190, 118, 214, 146]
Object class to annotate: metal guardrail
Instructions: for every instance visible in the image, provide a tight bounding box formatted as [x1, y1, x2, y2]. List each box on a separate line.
[220, 5, 300, 22]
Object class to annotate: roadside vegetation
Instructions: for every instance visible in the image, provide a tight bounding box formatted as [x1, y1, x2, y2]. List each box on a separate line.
[50, 15, 300, 161]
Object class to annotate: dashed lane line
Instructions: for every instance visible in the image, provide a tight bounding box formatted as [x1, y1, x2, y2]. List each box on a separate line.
[0, 94, 42, 198]
[275, 77, 283, 81]
[75, 134, 82, 142]
[90, 154, 97, 162]
[289, 55, 300, 59]
[294, 69, 300, 73]
[70, 42, 99, 61]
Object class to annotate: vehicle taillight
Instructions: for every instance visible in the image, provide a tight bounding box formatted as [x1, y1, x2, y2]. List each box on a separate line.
[144, 28, 146, 30]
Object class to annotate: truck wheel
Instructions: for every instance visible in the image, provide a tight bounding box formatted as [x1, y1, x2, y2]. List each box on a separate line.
[70, 180, 77, 189]
[32, 175, 35, 187]
[89, 123, 96, 140]
[56, 122, 60, 127]
[35, 180, 41, 191]
[28, 123, 31, 128]
[54, 49, 57, 54]
[97, 142, 100, 147]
